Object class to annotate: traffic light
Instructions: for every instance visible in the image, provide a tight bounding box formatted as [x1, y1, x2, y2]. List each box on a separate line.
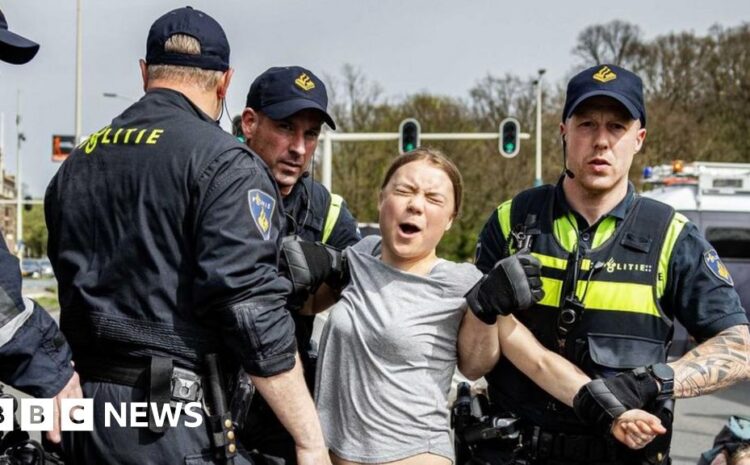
[499, 118, 520, 158]
[398, 118, 421, 155]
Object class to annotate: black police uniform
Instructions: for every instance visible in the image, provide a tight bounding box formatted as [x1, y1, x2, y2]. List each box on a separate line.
[242, 174, 360, 465]
[45, 88, 296, 464]
[0, 233, 73, 398]
[470, 179, 748, 464]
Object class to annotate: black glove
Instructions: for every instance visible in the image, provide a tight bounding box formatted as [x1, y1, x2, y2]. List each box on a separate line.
[279, 236, 346, 295]
[465, 251, 544, 324]
[573, 367, 661, 430]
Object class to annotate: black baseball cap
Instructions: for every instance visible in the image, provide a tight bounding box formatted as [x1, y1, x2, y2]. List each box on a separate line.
[246, 66, 336, 129]
[0, 9, 40, 65]
[146, 6, 229, 72]
[563, 64, 646, 127]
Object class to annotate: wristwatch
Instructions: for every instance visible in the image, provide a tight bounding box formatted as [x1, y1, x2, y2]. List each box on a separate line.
[648, 363, 675, 399]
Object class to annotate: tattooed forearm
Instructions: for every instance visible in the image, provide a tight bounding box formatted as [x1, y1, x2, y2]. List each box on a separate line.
[669, 325, 750, 398]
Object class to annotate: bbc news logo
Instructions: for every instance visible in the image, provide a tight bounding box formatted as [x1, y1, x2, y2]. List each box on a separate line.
[0, 399, 203, 431]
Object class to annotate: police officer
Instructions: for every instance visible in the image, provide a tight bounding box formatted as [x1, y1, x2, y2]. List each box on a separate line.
[44, 7, 330, 465]
[465, 64, 750, 464]
[0, 7, 81, 445]
[238, 66, 360, 464]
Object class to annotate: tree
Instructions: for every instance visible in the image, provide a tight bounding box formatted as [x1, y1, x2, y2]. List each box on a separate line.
[572, 20, 643, 67]
[23, 205, 47, 258]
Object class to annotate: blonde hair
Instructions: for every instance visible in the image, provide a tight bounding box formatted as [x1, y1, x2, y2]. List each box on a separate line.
[147, 34, 223, 91]
[380, 148, 463, 218]
[730, 444, 750, 465]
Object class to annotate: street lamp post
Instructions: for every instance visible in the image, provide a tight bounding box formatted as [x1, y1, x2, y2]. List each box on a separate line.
[75, 0, 83, 144]
[15, 91, 23, 256]
[534, 68, 546, 187]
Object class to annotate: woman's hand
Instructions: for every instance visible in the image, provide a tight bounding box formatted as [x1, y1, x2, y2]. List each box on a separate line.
[611, 409, 667, 449]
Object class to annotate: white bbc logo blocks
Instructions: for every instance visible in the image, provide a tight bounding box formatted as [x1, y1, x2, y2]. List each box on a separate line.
[20, 398, 53, 431]
[0, 397, 14, 431]
[16, 398, 94, 432]
[61, 398, 94, 431]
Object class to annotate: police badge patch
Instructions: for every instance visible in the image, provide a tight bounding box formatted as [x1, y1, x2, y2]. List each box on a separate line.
[247, 189, 276, 240]
[703, 249, 734, 286]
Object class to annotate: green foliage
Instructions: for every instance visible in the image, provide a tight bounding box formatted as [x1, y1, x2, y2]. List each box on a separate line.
[22, 204, 47, 258]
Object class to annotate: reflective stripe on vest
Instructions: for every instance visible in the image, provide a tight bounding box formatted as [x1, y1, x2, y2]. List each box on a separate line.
[321, 193, 343, 244]
[496, 196, 687, 315]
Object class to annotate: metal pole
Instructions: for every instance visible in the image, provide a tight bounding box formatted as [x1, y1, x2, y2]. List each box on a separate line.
[534, 69, 546, 187]
[74, 0, 83, 143]
[322, 130, 333, 191]
[15, 91, 22, 256]
[317, 131, 531, 190]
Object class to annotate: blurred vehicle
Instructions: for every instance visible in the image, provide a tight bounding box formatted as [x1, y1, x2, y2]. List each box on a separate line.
[38, 258, 54, 278]
[357, 222, 381, 237]
[642, 161, 750, 356]
[20, 259, 41, 278]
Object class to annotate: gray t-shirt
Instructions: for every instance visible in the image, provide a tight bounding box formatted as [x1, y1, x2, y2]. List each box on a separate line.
[315, 236, 482, 463]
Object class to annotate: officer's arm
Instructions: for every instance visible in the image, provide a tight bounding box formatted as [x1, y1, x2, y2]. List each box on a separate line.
[663, 225, 750, 398]
[0, 229, 76, 400]
[193, 153, 296, 375]
[250, 355, 329, 464]
[669, 324, 750, 397]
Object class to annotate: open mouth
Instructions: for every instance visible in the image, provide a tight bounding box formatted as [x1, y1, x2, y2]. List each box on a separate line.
[398, 222, 421, 235]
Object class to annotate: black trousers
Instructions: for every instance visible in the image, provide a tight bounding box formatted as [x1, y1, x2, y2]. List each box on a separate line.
[465, 436, 669, 465]
[62, 381, 256, 465]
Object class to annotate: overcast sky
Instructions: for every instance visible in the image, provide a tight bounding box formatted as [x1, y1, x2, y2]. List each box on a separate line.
[1, 0, 749, 196]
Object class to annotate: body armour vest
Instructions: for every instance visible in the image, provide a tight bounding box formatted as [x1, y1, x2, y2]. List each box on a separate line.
[486, 185, 687, 431]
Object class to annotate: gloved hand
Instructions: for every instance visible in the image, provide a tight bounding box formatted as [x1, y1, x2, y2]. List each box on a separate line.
[465, 251, 544, 324]
[573, 367, 661, 430]
[279, 236, 346, 296]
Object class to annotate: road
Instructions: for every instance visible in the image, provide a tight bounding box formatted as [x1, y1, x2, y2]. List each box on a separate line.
[671, 381, 749, 464]
[21, 277, 56, 295]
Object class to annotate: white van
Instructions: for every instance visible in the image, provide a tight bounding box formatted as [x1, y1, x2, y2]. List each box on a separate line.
[642, 161, 750, 355]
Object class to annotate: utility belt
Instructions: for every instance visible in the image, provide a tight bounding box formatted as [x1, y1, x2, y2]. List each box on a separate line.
[452, 383, 669, 465]
[524, 426, 620, 463]
[76, 354, 249, 464]
[76, 355, 205, 405]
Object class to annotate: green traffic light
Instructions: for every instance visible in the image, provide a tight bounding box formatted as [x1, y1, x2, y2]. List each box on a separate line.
[504, 143, 516, 153]
[404, 143, 415, 151]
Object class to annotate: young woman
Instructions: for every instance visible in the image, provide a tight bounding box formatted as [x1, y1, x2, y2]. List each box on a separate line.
[312, 149, 663, 465]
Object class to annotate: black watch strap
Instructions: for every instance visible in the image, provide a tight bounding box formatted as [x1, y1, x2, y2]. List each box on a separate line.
[649, 363, 675, 399]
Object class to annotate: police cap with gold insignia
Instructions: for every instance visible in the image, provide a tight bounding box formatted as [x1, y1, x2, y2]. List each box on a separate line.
[0, 8, 40, 65]
[146, 6, 229, 72]
[563, 64, 646, 127]
[246, 66, 336, 129]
